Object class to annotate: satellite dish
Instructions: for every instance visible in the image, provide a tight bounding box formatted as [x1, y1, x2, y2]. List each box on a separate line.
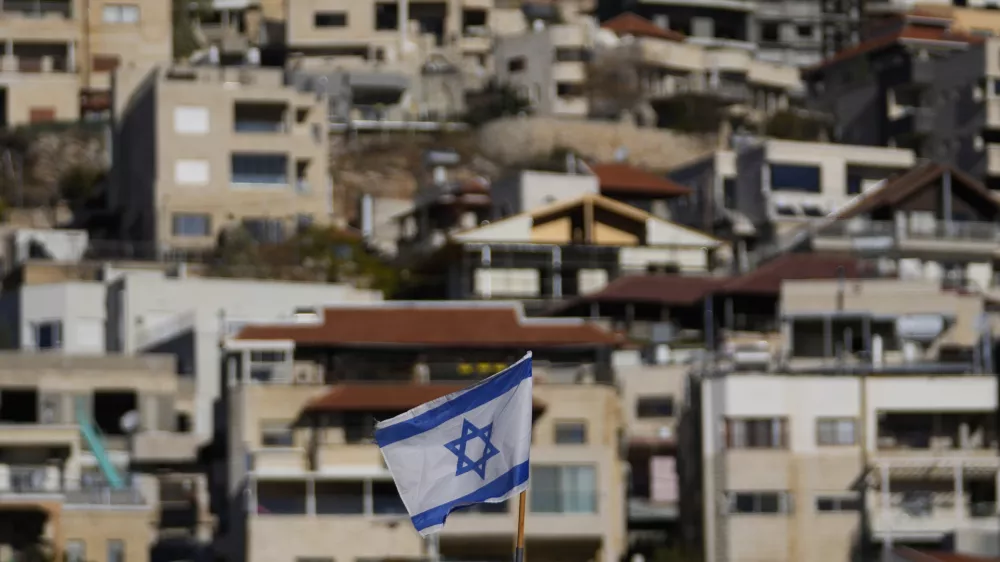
[120, 410, 141, 435]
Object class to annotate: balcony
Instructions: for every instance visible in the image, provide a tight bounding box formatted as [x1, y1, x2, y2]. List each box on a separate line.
[813, 219, 1000, 257]
[234, 103, 288, 134]
[888, 106, 934, 137]
[871, 493, 999, 541]
[1, 0, 72, 19]
[0, 55, 72, 73]
[0, 465, 146, 506]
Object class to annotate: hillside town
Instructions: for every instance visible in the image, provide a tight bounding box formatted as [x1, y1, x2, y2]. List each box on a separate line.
[0, 1, 999, 562]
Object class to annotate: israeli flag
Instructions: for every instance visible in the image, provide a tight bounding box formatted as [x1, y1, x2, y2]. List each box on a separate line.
[375, 352, 533, 536]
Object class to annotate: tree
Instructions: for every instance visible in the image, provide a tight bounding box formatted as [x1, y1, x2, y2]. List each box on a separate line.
[764, 109, 831, 142]
[654, 94, 726, 133]
[173, 0, 211, 60]
[57, 165, 106, 207]
[463, 82, 532, 127]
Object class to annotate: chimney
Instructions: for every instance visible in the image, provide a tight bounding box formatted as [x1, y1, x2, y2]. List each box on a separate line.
[360, 193, 374, 240]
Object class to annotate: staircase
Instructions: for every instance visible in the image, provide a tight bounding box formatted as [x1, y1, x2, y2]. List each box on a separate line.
[74, 397, 125, 490]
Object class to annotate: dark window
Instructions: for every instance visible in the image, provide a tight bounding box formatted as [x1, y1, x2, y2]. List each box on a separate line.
[374, 3, 397, 30]
[556, 83, 583, 97]
[847, 174, 863, 195]
[728, 492, 789, 514]
[507, 57, 526, 72]
[816, 495, 861, 512]
[723, 177, 737, 208]
[171, 213, 211, 237]
[637, 396, 674, 418]
[761, 23, 779, 42]
[554, 422, 587, 444]
[314, 11, 347, 27]
[993, 79, 1000, 96]
[372, 481, 407, 514]
[797, 24, 812, 37]
[231, 153, 288, 185]
[554, 48, 589, 62]
[34, 321, 62, 350]
[769, 164, 821, 193]
[816, 418, 857, 445]
[315, 481, 364, 514]
[261, 420, 294, 447]
[725, 418, 788, 449]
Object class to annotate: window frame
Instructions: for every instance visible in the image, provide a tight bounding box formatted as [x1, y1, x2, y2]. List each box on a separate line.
[816, 417, 857, 446]
[33, 320, 63, 350]
[636, 396, 675, 418]
[815, 493, 861, 513]
[726, 491, 793, 515]
[260, 420, 295, 448]
[529, 464, 598, 514]
[101, 3, 139, 23]
[554, 421, 588, 445]
[171, 213, 212, 237]
[313, 11, 347, 27]
[725, 417, 788, 449]
[769, 163, 822, 193]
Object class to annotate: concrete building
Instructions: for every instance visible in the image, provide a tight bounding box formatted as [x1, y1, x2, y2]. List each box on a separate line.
[213, 301, 626, 562]
[0, 352, 205, 562]
[595, 13, 804, 124]
[111, 65, 332, 253]
[0, 0, 171, 125]
[494, 20, 594, 118]
[685, 277, 1000, 562]
[803, 13, 988, 183]
[668, 139, 916, 263]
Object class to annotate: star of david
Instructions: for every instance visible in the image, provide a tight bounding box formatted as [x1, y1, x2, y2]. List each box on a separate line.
[444, 419, 500, 479]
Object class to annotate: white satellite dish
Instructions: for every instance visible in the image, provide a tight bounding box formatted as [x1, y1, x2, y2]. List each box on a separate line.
[120, 410, 141, 435]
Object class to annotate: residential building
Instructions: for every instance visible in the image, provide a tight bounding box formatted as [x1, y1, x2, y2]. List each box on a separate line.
[803, 13, 988, 183]
[0, 242, 382, 439]
[396, 193, 723, 312]
[684, 277, 999, 562]
[0, 0, 171, 125]
[805, 163, 1000, 293]
[0, 352, 204, 562]
[595, 0, 862, 66]
[595, 13, 804, 124]
[111, 65, 332, 253]
[668, 139, 916, 263]
[494, 19, 594, 118]
[212, 301, 626, 562]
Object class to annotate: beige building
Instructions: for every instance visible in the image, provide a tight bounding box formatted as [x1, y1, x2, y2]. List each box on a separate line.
[111, 65, 332, 253]
[0, 351, 204, 562]
[0, 0, 171, 125]
[213, 301, 627, 562]
[687, 277, 1000, 562]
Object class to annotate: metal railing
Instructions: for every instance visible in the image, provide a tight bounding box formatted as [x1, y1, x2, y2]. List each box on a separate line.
[816, 219, 1000, 244]
[1, 0, 72, 17]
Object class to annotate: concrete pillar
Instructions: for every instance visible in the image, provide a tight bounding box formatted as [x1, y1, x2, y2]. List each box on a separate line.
[363, 479, 374, 515]
[881, 462, 893, 559]
[823, 316, 833, 358]
[954, 462, 965, 521]
[306, 477, 316, 515]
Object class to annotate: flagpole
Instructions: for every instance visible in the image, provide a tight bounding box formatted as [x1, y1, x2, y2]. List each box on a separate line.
[514, 490, 527, 562]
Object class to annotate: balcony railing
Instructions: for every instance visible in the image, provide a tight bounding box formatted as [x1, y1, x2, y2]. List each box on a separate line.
[231, 173, 288, 185]
[816, 219, 1000, 245]
[1, 1, 72, 17]
[0, 55, 72, 73]
[234, 120, 286, 133]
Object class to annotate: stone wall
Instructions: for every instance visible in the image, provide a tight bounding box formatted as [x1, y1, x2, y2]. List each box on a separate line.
[477, 117, 719, 170]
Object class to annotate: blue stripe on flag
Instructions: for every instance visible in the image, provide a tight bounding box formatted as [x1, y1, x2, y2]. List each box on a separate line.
[374, 358, 532, 447]
[410, 460, 530, 532]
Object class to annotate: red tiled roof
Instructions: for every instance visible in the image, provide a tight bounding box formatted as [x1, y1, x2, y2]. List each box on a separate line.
[718, 253, 862, 295]
[235, 305, 622, 347]
[300, 383, 546, 414]
[590, 163, 691, 198]
[807, 24, 983, 73]
[601, 12, 685, 42]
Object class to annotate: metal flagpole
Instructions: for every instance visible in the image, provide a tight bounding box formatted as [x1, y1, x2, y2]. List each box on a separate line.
[514, 490, 527, 562]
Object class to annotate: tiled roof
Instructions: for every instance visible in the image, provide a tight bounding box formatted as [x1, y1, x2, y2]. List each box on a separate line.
[719, 253, 862, 295]
[300, 383, 546, 414]
[234, 304, 622, 347]
[836, 162, 1000, 220]
[601, 12, 686, 42]
[590, 163, 692, 197]
[807, 23, 983, 73]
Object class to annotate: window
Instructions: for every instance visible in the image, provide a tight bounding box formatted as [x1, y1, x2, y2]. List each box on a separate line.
[761, 23, 779, 43]
[102, 4, 139, 23]
[816, 494, 861, 512]
[637, 396, 674, 418]
[554, 422, 587, 444]
[260, 420, 294, 447]
[106, 540, 124, 562]
[242, 218, 287, 244]
[372, 481, 407, 514]
[507, 57, 526, 72]
[66, 541, 85, 562]
[723, 177, 737, 209]
[173, 106, 209, 135]
[726, 491, 792, 514]
[33, 321, 62, 350]
[314, 11, 347, 27]
[374, 2, 398, 30]
[174, 159, 210, 185]
[530, 465, 597, 513]
[847, 174, 862, 195]
[556, 83, 583, 97]
[171, 213, 211, 237]
[797, 24, 812, 37]
[725, 418, 788, 449]
[770, 164, 821, 193]
[231, 153, 288, 185]
[816, 418, 857, 446]
[554, 48, 589, 62]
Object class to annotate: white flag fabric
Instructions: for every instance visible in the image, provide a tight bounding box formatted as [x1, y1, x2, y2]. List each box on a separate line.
[375, 352, 533, 536]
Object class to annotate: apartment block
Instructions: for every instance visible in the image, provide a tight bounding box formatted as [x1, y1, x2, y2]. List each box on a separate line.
[668, 139, 915, 255]
[211, 302, 626, 562]
[0, 352, 201, 562]
[494, 20, 593, 117]
[112, 65, 331, 252]
[804, 13, 988, 183]
[0, 0, 170, 125]
[596, 13, 803, 123]
[685, 277, 1000, 562]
